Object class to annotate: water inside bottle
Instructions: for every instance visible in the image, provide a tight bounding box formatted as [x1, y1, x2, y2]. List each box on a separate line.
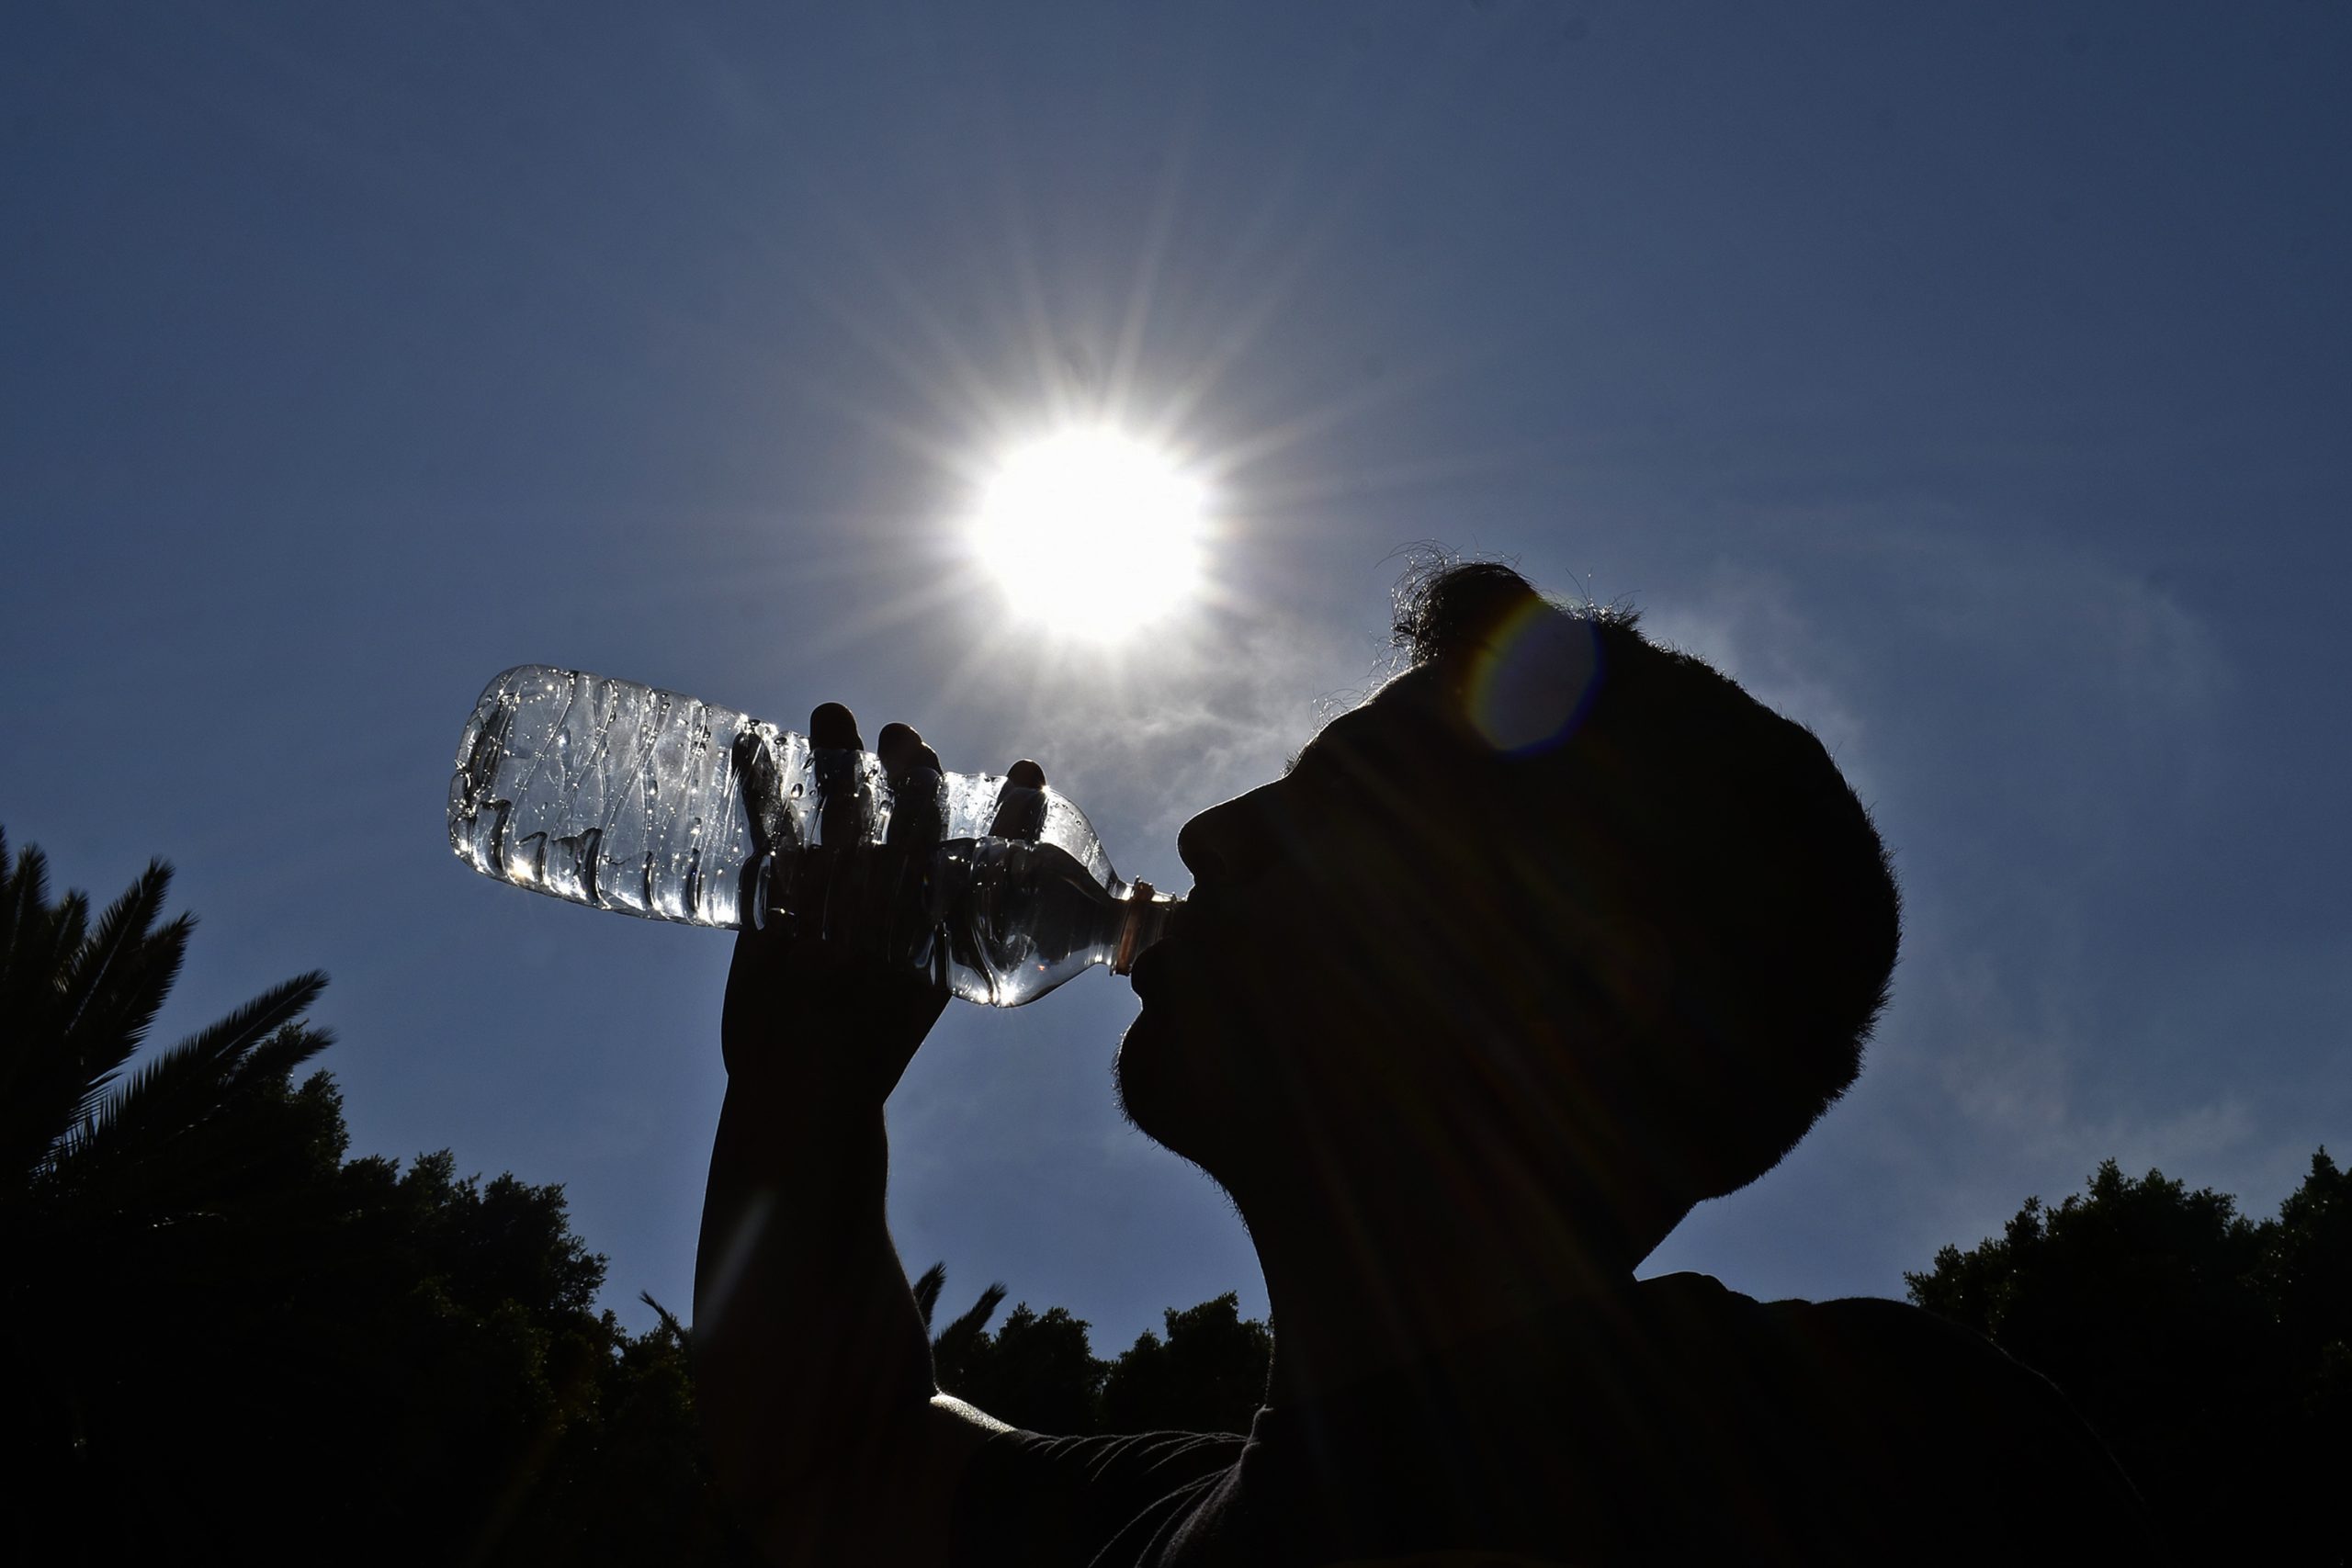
[449, 668, 768, 926]
[448, 667, 1171, 1003]
[930, 838, 1131, 1005]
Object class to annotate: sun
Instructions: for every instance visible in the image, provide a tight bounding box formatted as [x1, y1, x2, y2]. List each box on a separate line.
[970, 428, 1206, 638]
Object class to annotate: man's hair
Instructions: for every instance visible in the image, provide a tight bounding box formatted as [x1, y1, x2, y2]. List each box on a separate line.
[1394, 559, 1901, 1202]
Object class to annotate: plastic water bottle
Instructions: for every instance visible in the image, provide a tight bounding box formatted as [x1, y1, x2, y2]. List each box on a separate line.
[447, 665, 1179, 1007]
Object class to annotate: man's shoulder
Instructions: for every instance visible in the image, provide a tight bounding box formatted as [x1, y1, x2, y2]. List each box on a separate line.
[1643, 1270, 2050, 1389]
[1626, 1275, 2158, 1557]
[1764, 1285, 2001, 1355]
[1635, 1278, 2090, 1470]
[1761, 1287, 2074, 1416]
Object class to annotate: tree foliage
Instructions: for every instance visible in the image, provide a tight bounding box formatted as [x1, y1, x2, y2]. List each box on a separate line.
[0, 826, 1272, 1560]
[1907, 1153, 2350, 1564]
[921, 1268, 1272, 1437]
[0, 828, 334, 1228]
[1102, 1293, 1275, 1435]
[0, 832, 753, 1564]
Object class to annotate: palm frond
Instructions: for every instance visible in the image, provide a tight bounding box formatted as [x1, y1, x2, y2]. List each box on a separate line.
[0, 831, 51, 987]
[220, 1019, 336, 1098]
[58, 969, 329, 1170]
[934, 1280, 1008, 1352]
[911, 1260, 948, 1330]
[1, 846, 191, 1192]
[0, 879, 90, 1038]
[60, 913, 192, 1123]
[47, 891, 91, 985]
[930, 1279, 1007, 1391]
[3, 831, 341, 1230]
[42, 1016, 334, 1218]
[0, 827, 13, 942]
[57, 858, 180, 1063]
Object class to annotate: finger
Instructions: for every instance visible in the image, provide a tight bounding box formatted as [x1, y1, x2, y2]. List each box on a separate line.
[809, 702, 864, 751]
[732, 730, 778, 849]
[989, 757, 1049, 842]
[810, 704, 874, 845]
[880, 723, 948, 849]
[876, 722, 942, 781]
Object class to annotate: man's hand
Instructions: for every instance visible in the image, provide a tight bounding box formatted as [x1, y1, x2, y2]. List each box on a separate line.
[723, 704, 939, 1098]
[722, 703, 1050, 1098]
[699, 702, 1051, 1563]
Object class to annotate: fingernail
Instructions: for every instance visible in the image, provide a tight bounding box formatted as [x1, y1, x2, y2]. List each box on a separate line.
[1006, 759, 1046, 789]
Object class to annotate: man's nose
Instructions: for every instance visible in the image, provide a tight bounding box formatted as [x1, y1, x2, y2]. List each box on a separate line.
[1177, 784, 1286, 887]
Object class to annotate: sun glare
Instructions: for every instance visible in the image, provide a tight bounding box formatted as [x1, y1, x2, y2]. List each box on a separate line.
[971, 429, 1205, 638]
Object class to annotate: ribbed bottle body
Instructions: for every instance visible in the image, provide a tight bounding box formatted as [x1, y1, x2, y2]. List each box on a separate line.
[447, 666, 1174, 1004]
[448, 666, 763, 925]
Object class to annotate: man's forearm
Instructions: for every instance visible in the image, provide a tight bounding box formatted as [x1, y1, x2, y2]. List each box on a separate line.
[693, 1064, 936, 1510]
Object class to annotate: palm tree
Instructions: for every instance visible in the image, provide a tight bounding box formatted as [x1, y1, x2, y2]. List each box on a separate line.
[0, 826, 764, 1563]
[0, 826, 335, 1541]
[0, 827, 333, 1227]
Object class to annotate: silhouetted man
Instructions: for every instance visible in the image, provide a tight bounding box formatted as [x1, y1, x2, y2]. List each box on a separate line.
[696, 562, 2156, 1565]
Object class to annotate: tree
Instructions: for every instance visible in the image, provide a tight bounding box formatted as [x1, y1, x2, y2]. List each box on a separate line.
[1908, 1153, 2350, 1564]
[1, 829, 339, 1544]
[916, 1257, 1008, 1399]
[919, 1264, 1272, 1436]
[0, 829, 754, 1564]
[0, 829, 335, 1235]
[1102, 1293, 1272, 1435]
[2255, 1148, 2352, 1420]
[921, 1262, 1107, 1431]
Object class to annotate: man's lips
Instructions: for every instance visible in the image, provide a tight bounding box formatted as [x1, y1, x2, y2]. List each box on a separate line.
[1126, 896, 1202, 1001]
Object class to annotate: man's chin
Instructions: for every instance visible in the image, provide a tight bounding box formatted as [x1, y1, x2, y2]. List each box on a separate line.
[1110, 1006, 1241, 1166]
[1110, 1011, 1174, 1142]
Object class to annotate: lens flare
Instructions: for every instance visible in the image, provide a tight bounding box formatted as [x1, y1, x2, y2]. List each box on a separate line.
[1463, 600, 1603, 754]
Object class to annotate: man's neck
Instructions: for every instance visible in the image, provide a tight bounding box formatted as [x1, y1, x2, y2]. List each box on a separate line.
[1244, 1179, 1661, 1409]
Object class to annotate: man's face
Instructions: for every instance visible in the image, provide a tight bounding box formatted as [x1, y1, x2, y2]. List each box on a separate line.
[1115, 664, 1525, 1171]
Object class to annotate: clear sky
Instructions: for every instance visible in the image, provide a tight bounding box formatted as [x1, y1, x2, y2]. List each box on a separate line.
[6, 1, 2346, 1352]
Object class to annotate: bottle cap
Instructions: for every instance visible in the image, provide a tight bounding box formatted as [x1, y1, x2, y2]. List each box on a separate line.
[1113, 880, 1156, 975]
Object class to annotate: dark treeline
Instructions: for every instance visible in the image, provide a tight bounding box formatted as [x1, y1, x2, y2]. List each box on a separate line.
[0, 832, 1265, 1563]
[4, 832, 2345, 1562]
[0, 832, 741, 1563]
[1906, 1151, 2349, 1564]
[917, 1264, 1272, 1438]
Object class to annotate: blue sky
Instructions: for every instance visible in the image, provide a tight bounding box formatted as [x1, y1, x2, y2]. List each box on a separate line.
[6, 1, 2346, 1351]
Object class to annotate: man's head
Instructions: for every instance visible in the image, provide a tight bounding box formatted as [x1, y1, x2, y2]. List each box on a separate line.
[1118, 561, 1899, 1243]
